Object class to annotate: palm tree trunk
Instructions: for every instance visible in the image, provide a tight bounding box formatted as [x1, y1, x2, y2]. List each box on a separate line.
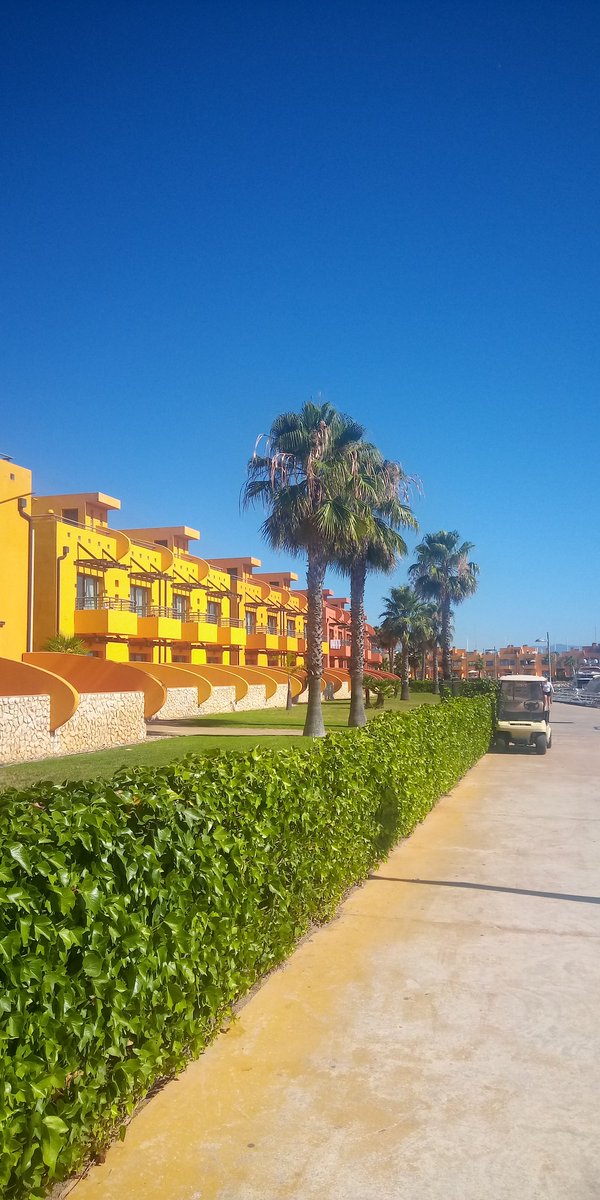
[421, 648, 426, 680]
[389, 641, 396, 673]
[432, 642, 439, 694]
[401, 644, 410, 700]
[348, 555, 367, 727]
[303, 545, 327, 737]
[441, 598, 451, 680]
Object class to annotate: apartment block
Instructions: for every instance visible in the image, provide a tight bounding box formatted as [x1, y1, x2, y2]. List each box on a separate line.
[1, 460, 381, 671]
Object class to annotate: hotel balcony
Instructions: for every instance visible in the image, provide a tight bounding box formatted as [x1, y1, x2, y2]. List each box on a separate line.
[74, 596, 139, 638]
[181, 614, 245, 646]
[329, 636, 351, 659]
[217, 618, 246, 646]
[137, 606, 184, 641]
[246, 625, 280, 651]
[278, 635, 299, 652]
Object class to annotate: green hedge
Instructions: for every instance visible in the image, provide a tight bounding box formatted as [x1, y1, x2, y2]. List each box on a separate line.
[0, 696, 493, 1198]
[409, 680, 436, 693]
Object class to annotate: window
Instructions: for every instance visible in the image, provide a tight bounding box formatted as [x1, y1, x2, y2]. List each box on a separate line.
[173, 594, 189, 620]
[62, 508, 79, 524]
[228, 567, 238, 578]
[207, 601, 220, 624]
[267, 615, 277, 635]
[245, 611, 256, 634]
[287, 620, 296, 637]
[130, 586, 150, 616]
[76, 574, 99, 609]
[172, 654, 190, 663]
[130, 653, 150, 662]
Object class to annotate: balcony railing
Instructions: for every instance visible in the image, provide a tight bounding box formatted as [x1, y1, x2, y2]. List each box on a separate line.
[76, 597, 137, 612]
[138, 605, 185, 619]
[196, 614, 243, 628]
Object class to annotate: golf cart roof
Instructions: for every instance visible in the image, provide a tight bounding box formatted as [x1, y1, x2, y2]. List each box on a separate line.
[499, 674, 544, 683]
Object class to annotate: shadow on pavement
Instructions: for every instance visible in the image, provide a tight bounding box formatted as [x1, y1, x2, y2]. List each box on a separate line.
[368, 876, 600, 905]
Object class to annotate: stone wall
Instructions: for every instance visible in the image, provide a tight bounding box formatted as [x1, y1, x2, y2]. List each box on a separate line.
[151, 687, 200, 721]
[262, 682, 289, 709]
[197, 685, 237, 716]
[0, 691, 146, 765]
[52, 692, 146, 756]
[0, 695, 52, 763]
[235, 684, 267, 712]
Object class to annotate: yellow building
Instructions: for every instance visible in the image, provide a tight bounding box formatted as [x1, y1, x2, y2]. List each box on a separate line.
[0, 457, 32, 661]
[24, 487, 308, 667]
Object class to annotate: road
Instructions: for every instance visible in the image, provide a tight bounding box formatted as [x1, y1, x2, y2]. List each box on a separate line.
[72, 704, 600, 1200]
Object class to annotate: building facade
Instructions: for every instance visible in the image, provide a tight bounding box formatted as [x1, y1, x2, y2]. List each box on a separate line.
[28, 492, 309, 666]
[1, 460, 381, 670]
[0, 458, 32, 662]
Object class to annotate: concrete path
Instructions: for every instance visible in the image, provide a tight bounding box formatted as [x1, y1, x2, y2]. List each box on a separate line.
[72, 706, 600, 1200]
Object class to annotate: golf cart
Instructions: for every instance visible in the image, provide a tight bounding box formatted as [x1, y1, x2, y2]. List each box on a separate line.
[495, 675, 552, 755]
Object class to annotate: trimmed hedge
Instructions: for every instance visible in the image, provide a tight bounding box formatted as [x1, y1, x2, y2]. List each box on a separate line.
[440, 678, 500, 697]
[409, 680, 436, 693]
[0, 696, 493, 1198]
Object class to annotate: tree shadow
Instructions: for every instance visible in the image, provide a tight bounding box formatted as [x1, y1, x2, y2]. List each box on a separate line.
[368, 876, 600, 905]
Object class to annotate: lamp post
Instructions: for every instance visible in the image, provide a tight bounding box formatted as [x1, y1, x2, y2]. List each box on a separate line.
[536, 633, 552, 683]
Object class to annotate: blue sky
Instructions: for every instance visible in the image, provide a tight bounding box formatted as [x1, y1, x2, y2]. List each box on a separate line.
[2, 1, 599, 649]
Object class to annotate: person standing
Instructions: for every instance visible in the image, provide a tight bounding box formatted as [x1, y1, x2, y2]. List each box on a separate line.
[542, 677, 554, 724]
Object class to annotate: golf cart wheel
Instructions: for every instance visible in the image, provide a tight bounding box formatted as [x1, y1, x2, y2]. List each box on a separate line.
[536, 734, 547, 755]
[547, 732, 552, 749]
[496, 735, 507, 751]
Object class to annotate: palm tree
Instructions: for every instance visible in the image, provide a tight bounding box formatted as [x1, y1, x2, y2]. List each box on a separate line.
[363, 673, 394, 708]
[564, 654, 578, 681]
[43, 633, 86, 654]
[243, 401, 365, 737]
[409, 531, 479, 681]
[337, 453, 417, 727]
[379, 586, 432, 701]
[423, 603, 443, 694]
[372, 623, 396, 672]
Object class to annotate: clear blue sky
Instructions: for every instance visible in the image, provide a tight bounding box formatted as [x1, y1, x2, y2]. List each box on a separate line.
[2, 1, 599, 649]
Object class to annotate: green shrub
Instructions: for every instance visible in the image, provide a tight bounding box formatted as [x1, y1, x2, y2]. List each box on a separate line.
[440, 678, 500, 717]
[0, 696, 493, 1198]
[409, 680, 435, 693]
[440, 677, 499, 697]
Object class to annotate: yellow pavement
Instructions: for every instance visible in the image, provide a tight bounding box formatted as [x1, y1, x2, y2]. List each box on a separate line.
[72, 705, 600, 1200]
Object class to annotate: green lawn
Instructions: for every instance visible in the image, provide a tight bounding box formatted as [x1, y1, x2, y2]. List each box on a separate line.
[0, 693, 438, 793]
[0, 734, 301, 792]
[189, 693, 439, 730]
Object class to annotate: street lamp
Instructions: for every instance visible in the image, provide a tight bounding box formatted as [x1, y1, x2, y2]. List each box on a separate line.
[536, 632, 552, 684]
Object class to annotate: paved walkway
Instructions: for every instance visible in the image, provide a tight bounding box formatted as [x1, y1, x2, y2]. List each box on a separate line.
[72, 706, 600, 1200]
